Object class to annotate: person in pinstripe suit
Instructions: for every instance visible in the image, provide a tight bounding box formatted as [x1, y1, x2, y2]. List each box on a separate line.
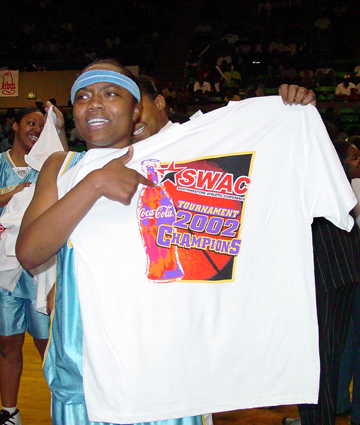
[284, 140, 360, 425]
[336, 137, 360, 425]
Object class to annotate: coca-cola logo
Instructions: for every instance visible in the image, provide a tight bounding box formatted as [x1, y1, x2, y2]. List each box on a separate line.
[1, 72, 16, 96]
[138, 205, 174, 220]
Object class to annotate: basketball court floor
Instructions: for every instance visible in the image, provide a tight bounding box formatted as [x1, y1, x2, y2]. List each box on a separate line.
[19, 333, 351, 425]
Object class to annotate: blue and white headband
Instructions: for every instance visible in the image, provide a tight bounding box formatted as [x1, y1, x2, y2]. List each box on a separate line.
[70, 69, 140, 104]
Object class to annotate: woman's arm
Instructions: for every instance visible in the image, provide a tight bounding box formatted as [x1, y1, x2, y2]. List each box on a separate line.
[16, 146, 153, 270]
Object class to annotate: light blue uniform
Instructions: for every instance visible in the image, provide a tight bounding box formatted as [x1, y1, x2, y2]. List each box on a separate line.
[0, 151, 49, 338]
[45, 152, 208, 425]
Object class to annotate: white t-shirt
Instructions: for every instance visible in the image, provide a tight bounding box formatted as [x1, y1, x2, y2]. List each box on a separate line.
[194, 81, 212, 93]
[335, 82, 357, 96]
[351, 178, 360, 227]
[58, 97, 356, 424]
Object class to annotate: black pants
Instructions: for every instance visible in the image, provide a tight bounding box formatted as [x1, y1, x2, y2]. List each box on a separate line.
[298, 284, 356, 425]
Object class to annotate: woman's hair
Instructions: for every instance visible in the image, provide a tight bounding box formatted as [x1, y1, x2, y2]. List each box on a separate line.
[14, 107, 43, 124]
[347, 136, 360, 151]
[137, 75, 162, 101]
[82, 58, 138, 84]
[333, 140, 354, 179]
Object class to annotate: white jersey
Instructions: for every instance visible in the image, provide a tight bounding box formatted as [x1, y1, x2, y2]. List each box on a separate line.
[57, 97, 356, 424]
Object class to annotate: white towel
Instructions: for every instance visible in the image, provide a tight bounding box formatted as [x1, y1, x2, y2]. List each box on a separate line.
[31, 257, 56, 314]
[0, 185, 34, 264]
[0, 186, 34, 290]
[25, 105, 64, 171]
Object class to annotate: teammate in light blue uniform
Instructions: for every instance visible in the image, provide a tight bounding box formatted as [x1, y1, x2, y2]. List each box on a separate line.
[0, 148, 48, 340]
[0, 104, 67, 425]
[0, 108, 49, 425]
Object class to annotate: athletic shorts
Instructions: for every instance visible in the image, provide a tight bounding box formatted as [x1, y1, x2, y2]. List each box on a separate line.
[0, 293, 49, 339]
[51, 395, 212, 425]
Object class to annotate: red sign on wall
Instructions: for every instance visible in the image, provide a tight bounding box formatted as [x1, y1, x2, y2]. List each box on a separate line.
[0, 70, 19, 97]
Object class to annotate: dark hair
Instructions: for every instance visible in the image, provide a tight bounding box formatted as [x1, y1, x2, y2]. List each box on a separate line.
[14, 107, 43, 124]
[6, 108, 15, 118]
[82, 58, 138, 85]
[246, 89, 257, 99]
[137, 75, 162, 101]
[333, 140, 355, 180]
[347, 136, 360, 151]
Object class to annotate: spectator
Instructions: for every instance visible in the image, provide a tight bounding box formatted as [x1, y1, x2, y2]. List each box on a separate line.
[245, 88, 257, 99]
[162, 82, 177, 100]
[224, 87, 241, 103]
[222, 63, 242, 89]
[194, 74, 212, 97]
[313, 11, 332, 31]
[354, 63, 360, 78]
[280, 61, 298, 85]
[284, 39, 297, 58]
[216, 39, 233, 67]
[315, 66, 337, 86]
[268, 34, 285, 55]
[246, 76, 266, 97]
[257, 1, 272, 22]
[335, 75, 356, 98]
[299, 66, 316, 89]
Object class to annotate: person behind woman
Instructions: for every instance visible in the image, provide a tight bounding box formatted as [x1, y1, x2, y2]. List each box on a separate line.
[336, 137, 360, 425]
[334, 140, 360, 181]
[132, 75, 172, 142]
[284, 140, 360, 425]
[0, 105, 66, 425]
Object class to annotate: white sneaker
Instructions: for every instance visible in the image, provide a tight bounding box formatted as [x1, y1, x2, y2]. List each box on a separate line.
[0, 409, 21, 425]
[283, 418, 301, 425]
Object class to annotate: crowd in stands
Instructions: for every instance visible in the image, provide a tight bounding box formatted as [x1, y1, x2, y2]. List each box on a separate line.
[178, 0, 360, 99]
[185, 0, 360, 91]
[0, 0, 166, 74]
[161, 0, 360, 143]
[2, 0, 360, 150]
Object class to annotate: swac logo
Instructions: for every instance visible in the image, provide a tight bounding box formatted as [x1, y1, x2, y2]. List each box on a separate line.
[177, 169, 250, 195]
[159, 161, 251, 196]
[1, 72, 16, 96]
